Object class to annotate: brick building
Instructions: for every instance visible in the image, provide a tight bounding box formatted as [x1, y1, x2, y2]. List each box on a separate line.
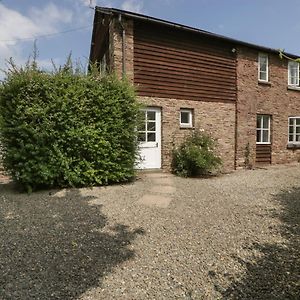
[89, 7, 300, 171]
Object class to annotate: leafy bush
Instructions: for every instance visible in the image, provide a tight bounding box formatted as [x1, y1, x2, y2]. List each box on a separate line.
[172, 130, 222, 177]
[0, 60, 139, 191]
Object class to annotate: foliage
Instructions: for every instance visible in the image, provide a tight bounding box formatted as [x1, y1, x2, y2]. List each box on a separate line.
[0, 58, 139, 191]
[171, 130, 222, 177]
[279, 49, 300, 63]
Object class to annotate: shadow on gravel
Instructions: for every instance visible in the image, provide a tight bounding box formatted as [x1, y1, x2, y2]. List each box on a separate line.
[221, 187, 300, 300]
[0, 184, 144, 299]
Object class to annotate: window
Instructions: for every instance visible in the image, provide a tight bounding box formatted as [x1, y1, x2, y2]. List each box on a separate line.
[180, 109, 193, 128]
[256, 115, 271, 144]
[288, 117, 300, 143]
[258, 53, 269, 82]
[288, 61, 299, 87]
[137, 110, 157, 143]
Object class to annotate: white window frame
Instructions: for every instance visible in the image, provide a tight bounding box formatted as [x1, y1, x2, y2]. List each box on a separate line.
[288, 61, 299, 87]
[180, 109, 193, 128]
[288, 117, 300, 144]
[258, 53, 269, 82]
[256, 115, 271, 144]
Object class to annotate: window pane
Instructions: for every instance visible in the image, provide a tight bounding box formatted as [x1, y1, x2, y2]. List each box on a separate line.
[181, 111, 190, 124]
[260, 63, 267, 72]
[147, 121, 156, 131]
[257, 115, 262, 129]
[180, 111, 190, 124]
[256, 130, 261, 143]
[138, 132, 146, 142]
[289, 126, 294, 134]
[147, 111, 155, 121]
[147, 132, 156, 142]
[289, 134, 294, 142]
[263, 116, 269, 129]
[289, 118, 294, 126]
[260, 71, 267, 81]
[262, 130, 269, 142]
[296, 135, 300, 142]
[296, 118, 300, 125]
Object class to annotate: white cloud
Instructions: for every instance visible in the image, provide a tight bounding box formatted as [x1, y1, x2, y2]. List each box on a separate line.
[29, 3, 73, 30]
[0, 2, 74, 76]
[121, 0, 144, 13]
[0, 0, 145, 78]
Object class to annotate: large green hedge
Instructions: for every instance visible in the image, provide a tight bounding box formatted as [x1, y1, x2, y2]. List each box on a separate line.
[0, 63, 139, 191]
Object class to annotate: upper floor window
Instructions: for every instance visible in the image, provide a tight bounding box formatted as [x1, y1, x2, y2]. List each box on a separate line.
[258, 53, 268, 82]
[288, 61, 299, 87]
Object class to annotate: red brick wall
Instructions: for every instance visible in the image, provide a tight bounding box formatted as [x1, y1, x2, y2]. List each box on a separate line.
[110, 18, 300, 171]
[137, 97, 236, 172]
[236, 47, 300, 168]
[110, 19, 236, 172]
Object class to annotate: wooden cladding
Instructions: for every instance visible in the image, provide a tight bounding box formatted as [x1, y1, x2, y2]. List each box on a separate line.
[133, 21, 237, 102]
[256, 144, 272, 164]
[90, 12, 110, 63]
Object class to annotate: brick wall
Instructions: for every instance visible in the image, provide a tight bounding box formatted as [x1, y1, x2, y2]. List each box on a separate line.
[110, 19, 235, 172]
[111, 18, 300, 171]
[111, 18, 134, 82]
[236, 46, 300, 168]
[138, 97, 236, 172]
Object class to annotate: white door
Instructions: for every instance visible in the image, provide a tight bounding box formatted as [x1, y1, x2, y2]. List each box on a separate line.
[136, 107, 161, 169]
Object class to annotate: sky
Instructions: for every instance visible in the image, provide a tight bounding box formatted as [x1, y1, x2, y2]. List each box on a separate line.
[1, 0, 300, 77]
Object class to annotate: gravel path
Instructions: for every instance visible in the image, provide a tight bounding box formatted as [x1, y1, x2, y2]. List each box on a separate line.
[0, 164, 299, 299]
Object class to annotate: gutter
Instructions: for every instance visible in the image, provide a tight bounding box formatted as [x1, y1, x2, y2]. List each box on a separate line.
[96, 6, 298, 59]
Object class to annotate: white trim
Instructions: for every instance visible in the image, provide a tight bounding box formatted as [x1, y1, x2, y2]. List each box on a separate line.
[180, 108, 193, 128]
[288, 61, 299, 87]
[256, 115, 271, 144]
[288, 116, 300, 144]
[136, 107, 161, 169]
[258, 53, 269, 82]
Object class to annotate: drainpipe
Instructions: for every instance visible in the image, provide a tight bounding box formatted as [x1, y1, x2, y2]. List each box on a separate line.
[118, 14, 126, 79]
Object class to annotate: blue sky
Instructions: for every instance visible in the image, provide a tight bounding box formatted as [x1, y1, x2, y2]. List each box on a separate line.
[1, 0, 300, 75]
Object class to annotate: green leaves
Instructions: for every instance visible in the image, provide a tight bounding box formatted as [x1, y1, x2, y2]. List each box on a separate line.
[171, 130, 222, 177]
[0, 64, 139, 191]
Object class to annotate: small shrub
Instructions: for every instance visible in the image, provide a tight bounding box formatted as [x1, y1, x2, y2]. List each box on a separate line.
[172, 130, 222, 177]
[0, 59, 139, 191]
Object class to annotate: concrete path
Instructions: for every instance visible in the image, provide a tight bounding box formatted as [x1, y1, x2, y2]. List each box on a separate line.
[137, 172, 176, 208]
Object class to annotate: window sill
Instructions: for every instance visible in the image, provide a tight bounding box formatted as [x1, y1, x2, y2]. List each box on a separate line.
[258, 80, 271, 86]
[180, 126, 194, 130]
[287, 143, 300, 149]
[287, 86, 300, 92]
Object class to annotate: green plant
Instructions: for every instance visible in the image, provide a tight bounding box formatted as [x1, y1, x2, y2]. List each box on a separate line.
[171, 130, 222, 177]
[0, 58, 139, 191]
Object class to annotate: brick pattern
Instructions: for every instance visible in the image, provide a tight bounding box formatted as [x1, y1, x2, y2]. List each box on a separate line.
[110, 18, 300, 171]
[138, 97, 236, 172]
[111, 19, 235, 172]
[236, 47, 300, 168]
[111, 19, 134, 82]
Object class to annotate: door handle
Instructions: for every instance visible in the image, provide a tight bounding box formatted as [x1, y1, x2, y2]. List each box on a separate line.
[156, 142, 158, 147]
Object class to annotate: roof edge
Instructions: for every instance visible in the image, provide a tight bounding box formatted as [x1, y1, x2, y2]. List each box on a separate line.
[95, 6, 299, 59]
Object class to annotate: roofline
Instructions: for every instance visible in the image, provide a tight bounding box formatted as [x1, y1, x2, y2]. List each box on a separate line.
[95, 6, 299, 59]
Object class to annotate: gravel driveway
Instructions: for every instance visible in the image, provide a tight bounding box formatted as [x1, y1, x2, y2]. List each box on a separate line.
[0, 164, 299, 299]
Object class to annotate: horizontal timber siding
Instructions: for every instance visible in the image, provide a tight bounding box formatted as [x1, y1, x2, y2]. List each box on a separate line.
[133, 21, 237, 102]
[256, 144, 272, 164]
